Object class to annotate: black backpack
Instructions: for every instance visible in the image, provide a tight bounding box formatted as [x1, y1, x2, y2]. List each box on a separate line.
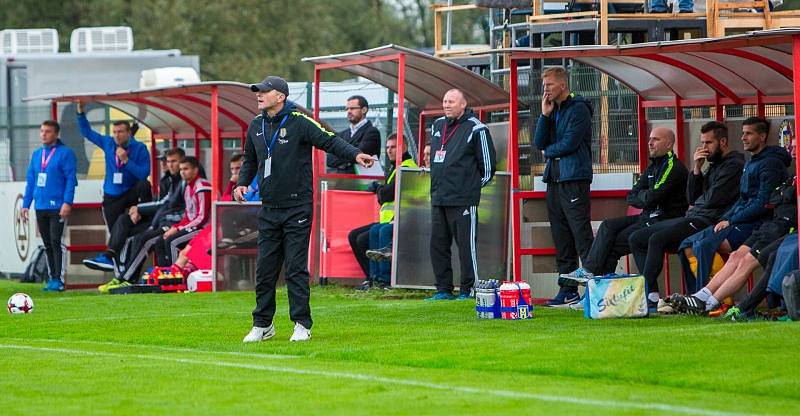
[21, 245, 48, 283]
[783, 270, 800, 321]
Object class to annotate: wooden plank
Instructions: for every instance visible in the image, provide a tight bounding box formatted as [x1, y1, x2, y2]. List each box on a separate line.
[527, 11, 598, 22]
[607, 12, 706, 18]
[430, 4, 479, 12]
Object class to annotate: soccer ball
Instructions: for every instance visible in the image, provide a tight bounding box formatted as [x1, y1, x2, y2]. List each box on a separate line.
[7, 293, 34, 314]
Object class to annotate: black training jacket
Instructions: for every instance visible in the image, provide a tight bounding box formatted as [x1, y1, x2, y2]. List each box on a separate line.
[626, 150, 688, 220]
[238, 101, 361, 208]
[429, 108, 497, 207]
[685, 151, 745, 222]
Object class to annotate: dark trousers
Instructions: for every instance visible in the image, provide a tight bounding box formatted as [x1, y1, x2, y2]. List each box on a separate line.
[36, 210, 67, 281]
[430, 205, 478, 294]
[629, 217, 712, 294]
[348, 223, 375, 279]
[252, 204, 313, 329]
[102, 180, 152, 233]
[738, 236, 787, 313]
[119, 227, 164, 282]
[369, 223, 393, 283]
[107, 214, 149, 257]
[154, 227, 201, 266]
[583, 215, 649, 277]
[546, 180, 594, 286]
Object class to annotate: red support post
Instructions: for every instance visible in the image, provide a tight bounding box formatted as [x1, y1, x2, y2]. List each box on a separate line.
[396, 53, 406, 173]
[509, 58, 521, 281]
[50, 101, 58, 121]
[310, 66, 322, 282]
[210, 86, 220, 201]
[150, 133, 158, 196]
[637, 95, 648, 173]
[171, 131, 178, 148]
[509, 59, 519, 189]
[194, 130, 201, 159]
[675, 97, 685, 161]
[756, 92, 765, 118]
[715, 93, 723, 122]
[793, 35, 800, 261]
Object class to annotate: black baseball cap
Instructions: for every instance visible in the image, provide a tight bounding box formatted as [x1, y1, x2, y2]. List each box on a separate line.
[251, 76, 289, 96]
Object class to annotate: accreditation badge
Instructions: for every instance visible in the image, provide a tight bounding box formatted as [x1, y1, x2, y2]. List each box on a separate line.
[37, 173, 47, 187]
[264, 157, 272, 178]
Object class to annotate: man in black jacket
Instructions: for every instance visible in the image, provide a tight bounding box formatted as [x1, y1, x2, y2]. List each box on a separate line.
[533, 66, 595, 306]
[629, 121, 744, 309]
[427, 89, 497, 301]
[236, 76, 373, 343]
[326, 95, 381, 173]
[559, 127, 688, 299]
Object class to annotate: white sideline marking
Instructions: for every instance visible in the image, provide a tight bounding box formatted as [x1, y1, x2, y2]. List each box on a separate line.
[0, 343, 760, 416]
[0, 338, 298, 360]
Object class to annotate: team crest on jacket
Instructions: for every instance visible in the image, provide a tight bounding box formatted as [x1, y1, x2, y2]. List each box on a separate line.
[280, 128, 287, 138]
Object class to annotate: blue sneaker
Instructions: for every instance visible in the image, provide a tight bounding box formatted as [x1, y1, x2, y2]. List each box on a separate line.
[425, 291, 456, 301]
[42, 278, 65, 292]
[83, 254, 114, 271]
[559, 267, 594, 283]
[455, 292, 472, 300]
[546, 288, 580, 307]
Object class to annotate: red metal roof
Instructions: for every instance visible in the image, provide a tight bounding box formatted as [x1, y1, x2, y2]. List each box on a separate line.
[303, 45, 510, 111]
[494, 28, 800, 104]
[27, 82, 258, 139]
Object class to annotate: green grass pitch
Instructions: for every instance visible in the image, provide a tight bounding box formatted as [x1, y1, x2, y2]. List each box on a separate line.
[1, 279, 798, 415]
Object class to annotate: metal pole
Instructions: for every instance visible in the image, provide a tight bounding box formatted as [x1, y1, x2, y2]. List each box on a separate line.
[792, 35, 800, 262]
[396, 53, 406, 173]
[150, 133, 157, 196]
[509, 58, 521, 282]
[210, 85, 220, 201]
[50, 101, 58, 121]
[445, 0, 453, 50]
[675, 97, 685, 160]
[311, 67, 321, 284]
[637, 96, 648, 173]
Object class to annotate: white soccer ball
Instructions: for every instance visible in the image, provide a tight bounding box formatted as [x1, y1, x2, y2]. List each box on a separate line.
[7, 293, 34, 314]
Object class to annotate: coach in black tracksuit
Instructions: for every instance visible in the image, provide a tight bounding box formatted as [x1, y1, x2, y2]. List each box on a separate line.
[428, 89, 496, 300]
[237, 76, 373, 343]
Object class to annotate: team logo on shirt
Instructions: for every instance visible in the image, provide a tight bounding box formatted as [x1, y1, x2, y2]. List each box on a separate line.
[13, 194, 29, 261]
[280, 128, 287, 138]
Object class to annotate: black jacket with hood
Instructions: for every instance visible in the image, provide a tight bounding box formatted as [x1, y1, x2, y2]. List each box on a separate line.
[685, 150, 745, 222]
[721, 145, 792, 224]
[238, 101, 361, 208]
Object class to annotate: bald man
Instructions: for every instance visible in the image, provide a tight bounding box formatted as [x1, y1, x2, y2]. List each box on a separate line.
[426, 88, 496, 300]
[561, 127, 688, 290]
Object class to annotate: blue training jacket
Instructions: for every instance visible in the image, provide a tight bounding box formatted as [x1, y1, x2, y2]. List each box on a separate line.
[23, 139, 78, 211]
[77, 113, 150, 196]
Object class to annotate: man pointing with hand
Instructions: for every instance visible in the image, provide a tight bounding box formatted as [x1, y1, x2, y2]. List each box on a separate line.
[236, 75, 373, 343]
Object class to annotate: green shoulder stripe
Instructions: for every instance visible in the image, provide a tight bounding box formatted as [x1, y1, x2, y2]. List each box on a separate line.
[654, 151, 674, 190]
[292, 111, 334, 137]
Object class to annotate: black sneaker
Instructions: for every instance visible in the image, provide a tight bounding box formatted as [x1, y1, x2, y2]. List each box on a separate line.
[674, 295, 707, 315]
[377, 282, 392, 290]
[356, 280, 372, 291]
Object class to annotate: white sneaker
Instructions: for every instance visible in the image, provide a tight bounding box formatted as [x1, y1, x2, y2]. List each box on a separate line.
[242, 325, 275, 343]
[289, 322, 311, 342]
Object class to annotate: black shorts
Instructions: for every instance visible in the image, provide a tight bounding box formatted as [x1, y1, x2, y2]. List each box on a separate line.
[745, 220, 792, 262]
